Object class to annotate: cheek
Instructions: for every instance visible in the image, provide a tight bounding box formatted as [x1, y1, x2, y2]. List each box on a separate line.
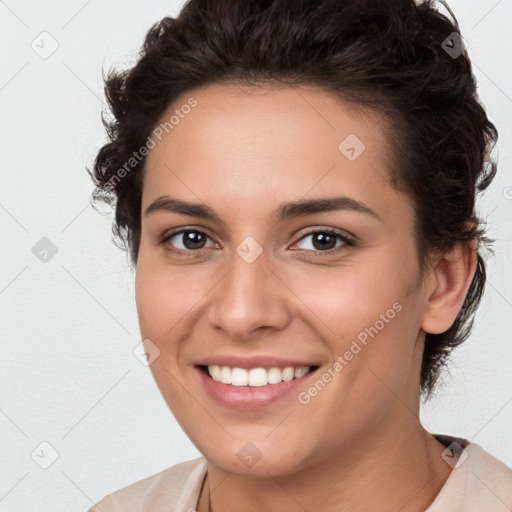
[134, 260, 202, 408]
[284, 258, 406, 337]
[135, 257, 211, 342]
[284, 254, 420, 386]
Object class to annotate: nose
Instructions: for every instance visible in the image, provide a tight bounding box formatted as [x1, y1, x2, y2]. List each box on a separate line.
[206, 248, 291, 340]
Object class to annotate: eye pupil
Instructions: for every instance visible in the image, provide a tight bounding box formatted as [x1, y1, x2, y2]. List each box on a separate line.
[312, 232, 336, 250]
[183, 231, 205, 249]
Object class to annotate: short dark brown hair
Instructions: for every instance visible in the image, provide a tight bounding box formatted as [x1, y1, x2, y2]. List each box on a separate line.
[88, 0, 498, 399]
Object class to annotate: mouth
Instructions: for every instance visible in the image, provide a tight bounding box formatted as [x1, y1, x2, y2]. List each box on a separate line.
[194, 355, 322, 409]
[197, 364, 319, 387]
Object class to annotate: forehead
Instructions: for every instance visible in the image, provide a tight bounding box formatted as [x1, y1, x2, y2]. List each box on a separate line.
[148, 81, 387, 161]
[142, 82, 409, 227]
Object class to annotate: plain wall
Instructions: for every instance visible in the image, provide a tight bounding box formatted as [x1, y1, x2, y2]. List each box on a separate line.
[0, 1, 511, 510]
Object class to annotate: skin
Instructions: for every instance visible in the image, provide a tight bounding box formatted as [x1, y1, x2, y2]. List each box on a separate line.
[135, 82, 477, 512]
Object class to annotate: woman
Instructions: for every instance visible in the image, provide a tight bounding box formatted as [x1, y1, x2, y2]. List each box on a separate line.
[88, 0, 512, 510]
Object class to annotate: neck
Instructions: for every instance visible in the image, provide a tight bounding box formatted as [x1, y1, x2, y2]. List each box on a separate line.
[197, 419, 452, 512]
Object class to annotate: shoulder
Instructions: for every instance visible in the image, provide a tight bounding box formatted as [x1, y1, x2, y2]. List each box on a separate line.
[464, 443, 512, 506]
[87, 456, 208, 512]
[428, 436, 512, 511]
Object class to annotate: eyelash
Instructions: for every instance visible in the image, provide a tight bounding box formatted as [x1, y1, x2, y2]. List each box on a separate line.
[159, 227, 355, 258]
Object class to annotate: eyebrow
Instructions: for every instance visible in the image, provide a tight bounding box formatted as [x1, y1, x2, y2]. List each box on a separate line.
[145, 195, 381, 223]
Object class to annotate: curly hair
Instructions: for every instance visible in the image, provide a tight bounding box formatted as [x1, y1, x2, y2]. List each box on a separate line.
[88, 0, 498, 399]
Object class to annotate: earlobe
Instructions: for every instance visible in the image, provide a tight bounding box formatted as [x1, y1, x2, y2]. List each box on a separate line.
[421, 240, 477, 335]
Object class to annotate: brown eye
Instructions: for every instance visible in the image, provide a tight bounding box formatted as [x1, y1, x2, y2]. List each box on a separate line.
[294, 229, 354, 253]
[310, 232, 337, 250]
[178, 231, 207, 250]
[162, 229, 217, 254]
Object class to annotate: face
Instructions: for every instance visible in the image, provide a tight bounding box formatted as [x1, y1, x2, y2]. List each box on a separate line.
[135, 82, 431, 477]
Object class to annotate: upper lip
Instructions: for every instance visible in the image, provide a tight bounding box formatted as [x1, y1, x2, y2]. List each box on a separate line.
[194, 354, 320, 369]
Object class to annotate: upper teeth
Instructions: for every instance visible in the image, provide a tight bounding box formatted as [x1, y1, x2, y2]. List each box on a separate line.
[207, 365, 311, 386]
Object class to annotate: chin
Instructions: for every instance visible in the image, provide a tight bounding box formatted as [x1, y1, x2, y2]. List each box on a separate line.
[194, 435, 311, 479]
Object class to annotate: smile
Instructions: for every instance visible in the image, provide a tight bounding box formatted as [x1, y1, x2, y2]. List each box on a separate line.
[195, 362, 320, 409]
[204, 365, 315, 386]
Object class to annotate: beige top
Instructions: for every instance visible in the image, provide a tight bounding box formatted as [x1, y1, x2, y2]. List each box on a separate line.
[88, 435, 512, 512]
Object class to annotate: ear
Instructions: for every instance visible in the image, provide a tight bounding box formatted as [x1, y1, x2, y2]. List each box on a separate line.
[421, 239, 477, 335]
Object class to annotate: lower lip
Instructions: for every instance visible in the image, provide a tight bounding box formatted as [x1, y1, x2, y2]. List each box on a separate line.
[196, 366, 317, 410]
